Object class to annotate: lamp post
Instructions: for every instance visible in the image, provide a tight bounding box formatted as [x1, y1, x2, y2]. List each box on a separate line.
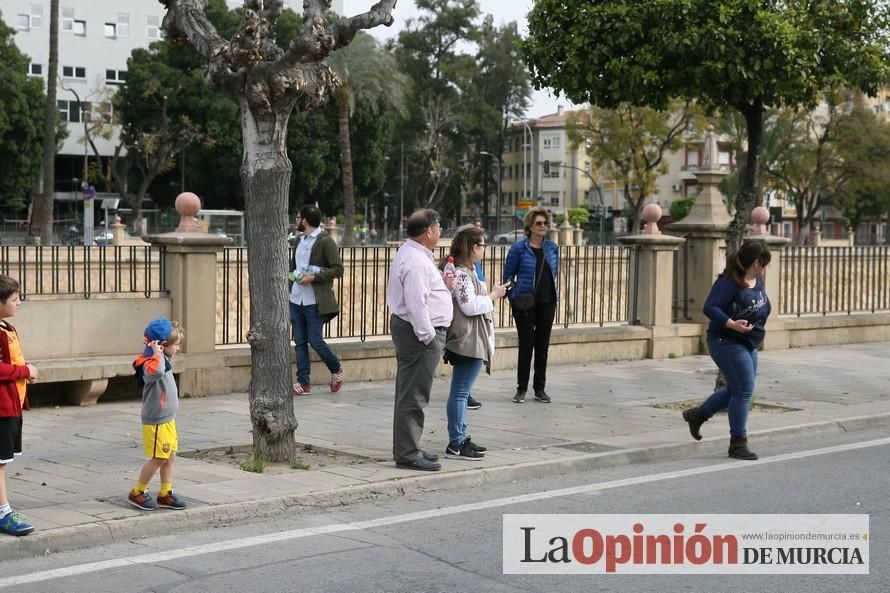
[479, 151, 501, 234]
[399, 142, 405, 240]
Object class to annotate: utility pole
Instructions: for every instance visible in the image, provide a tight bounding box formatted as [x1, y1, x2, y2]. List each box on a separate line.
[399, 142, 404, 240]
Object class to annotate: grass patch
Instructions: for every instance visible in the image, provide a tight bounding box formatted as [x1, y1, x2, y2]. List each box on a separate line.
[239, 456, 266, 473]
[290, 461, 310, 470]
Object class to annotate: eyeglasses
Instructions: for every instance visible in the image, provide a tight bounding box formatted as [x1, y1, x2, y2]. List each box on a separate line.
[533, 220, 549, 226]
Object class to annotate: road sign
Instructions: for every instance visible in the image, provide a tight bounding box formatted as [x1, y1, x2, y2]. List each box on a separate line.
[82, 185, 96, 199]
[517, 199, 536, 210]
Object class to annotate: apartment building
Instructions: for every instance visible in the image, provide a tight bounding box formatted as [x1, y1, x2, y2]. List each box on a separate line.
[498, 107, 596, 229]
[3, 1, 167, 193]
[4, 1, 343, 196]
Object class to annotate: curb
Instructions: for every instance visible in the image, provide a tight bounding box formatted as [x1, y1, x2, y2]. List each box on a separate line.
[3, 412, 890, 560]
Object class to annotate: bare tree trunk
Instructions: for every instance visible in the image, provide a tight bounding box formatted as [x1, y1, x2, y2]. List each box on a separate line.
[728, 102, 765, 254]
[241, 104, 299, 463]
[338, 98, 356, 246]
[32, 0, 59, 244]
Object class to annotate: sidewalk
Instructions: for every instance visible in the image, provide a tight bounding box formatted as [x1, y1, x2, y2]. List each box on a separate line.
[3, 342, 890, 559]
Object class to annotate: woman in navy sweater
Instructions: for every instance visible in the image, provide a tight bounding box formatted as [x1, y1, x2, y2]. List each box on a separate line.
[682, 240, 772, 460]
[502, 207, 560, 404]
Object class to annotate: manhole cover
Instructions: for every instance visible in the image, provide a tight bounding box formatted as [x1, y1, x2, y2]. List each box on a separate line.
[556, 441, 625, 454]
[651, 399, 802, 413]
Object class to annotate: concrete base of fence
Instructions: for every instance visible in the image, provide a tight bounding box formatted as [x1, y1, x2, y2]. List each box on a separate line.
[766, 312, 890, 350]
[178, 313, 890, 397]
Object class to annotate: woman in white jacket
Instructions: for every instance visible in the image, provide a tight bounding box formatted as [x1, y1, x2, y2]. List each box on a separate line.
[441, 225, 507, 460]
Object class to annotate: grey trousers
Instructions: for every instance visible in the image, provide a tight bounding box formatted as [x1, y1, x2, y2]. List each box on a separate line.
[391, 315, 445, 463]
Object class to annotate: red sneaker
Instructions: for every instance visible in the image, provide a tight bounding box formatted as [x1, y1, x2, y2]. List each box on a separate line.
[292, 384, 311, 396]
[330, 369, 344, 393]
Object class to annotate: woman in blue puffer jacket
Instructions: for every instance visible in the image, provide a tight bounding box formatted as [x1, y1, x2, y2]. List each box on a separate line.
[501, 207, 559, 404]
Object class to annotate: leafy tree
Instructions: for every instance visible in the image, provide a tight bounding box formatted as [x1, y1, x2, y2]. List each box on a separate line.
[832, 97, 890, 235]
[523, 0, 889, 250]
[760, 98, 846, 245]
[162, 0, 399, 462]
[0, 15, 45, 212]
[466, 18, 530, 229]
[566, 206, 590, 226]
[669, 196, 696, 222]
[328, 32, 409, 245]
[568, 101, 702, 232]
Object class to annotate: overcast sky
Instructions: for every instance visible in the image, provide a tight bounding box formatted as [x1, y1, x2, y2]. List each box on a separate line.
[341, 0, 576, 118]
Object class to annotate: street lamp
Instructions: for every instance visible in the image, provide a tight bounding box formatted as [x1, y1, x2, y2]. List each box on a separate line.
[479, 151, 501, 233]
[399, 142, 405, 240]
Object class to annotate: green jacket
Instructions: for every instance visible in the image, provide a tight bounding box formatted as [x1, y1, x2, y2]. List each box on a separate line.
[289, 232, 343, 322]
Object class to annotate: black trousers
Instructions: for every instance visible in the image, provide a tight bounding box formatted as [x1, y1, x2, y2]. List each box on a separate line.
[511, 301, 556, 393]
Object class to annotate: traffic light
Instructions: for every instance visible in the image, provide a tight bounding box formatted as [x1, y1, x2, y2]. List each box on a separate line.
[543, 160, 550, 175]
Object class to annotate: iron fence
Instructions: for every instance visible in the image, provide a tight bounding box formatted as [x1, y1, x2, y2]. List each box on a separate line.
[216, 244, 639, 345]
[0, 245, 166, 299]
[780, 245, 890, 316]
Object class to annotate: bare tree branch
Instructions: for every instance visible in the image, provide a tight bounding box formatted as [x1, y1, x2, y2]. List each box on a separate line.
[328, 0, 397, 50]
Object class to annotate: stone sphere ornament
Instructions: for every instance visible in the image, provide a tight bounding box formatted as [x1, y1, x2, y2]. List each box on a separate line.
[175, 192, 202, 232]
[750, 206, 770, 236]
[642, 202, 663, 235]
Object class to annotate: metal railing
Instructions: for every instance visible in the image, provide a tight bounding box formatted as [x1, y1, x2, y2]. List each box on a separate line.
[780, 245, 890, 316]
[0, 245, 166, 299]
[216, 244, 639, 345]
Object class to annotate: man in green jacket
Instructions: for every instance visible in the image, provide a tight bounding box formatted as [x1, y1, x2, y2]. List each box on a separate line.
[289, 204, 345, 396]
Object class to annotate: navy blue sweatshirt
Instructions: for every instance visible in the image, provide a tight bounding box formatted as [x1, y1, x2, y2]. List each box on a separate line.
[703, 275, 771, 350]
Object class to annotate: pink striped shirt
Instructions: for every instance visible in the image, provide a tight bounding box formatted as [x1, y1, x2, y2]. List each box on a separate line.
[387, 239, 454, 344]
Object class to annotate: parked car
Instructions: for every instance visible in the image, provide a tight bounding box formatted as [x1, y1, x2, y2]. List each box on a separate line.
[494, 229, 525, 244]
[93, 230, 114, 246]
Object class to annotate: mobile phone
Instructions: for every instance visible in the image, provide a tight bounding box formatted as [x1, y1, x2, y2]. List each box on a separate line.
[503, 279, 515, 291]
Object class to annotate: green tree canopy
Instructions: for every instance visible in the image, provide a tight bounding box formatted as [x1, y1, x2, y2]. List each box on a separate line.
[524, 0, 890, 247]
[0, 15, 45, 211]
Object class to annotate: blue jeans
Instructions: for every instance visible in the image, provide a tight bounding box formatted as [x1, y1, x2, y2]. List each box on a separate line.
[699, 337, 758, 437]
[289, 302, 341, 386]
[446, 357, 485, 446]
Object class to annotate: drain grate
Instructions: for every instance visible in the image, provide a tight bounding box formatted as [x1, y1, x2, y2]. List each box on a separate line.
[556, 441, 625, 454]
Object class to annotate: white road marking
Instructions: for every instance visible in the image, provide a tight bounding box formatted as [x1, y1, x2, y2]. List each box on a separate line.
[3, 436, 889, 588]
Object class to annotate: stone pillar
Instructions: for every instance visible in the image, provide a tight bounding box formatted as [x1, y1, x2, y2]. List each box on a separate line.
[573, 223, 584, 246]
[548, 224, 559, 244]
[558, 218, 574, 245]
[811, 222, 822, 246]
[665, 125, 731, 323]
[146, 233, 231, 354]
[326, 219, 342, 245]
[618, 233, 686, 357]
[111, 220, 126, 245]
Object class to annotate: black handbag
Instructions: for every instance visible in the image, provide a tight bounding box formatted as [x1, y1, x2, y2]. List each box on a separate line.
[511, 250, 546, 311]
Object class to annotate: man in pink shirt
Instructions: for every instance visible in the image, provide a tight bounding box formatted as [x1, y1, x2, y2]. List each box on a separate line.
[388, 209, 454, 471]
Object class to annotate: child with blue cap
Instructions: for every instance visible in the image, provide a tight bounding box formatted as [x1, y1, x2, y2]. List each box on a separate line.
[129, 318, 186, 511]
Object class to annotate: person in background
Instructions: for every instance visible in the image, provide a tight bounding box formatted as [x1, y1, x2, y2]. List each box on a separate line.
[502, 207, 559, 404]
[441, 225, 507, 460]
[289, 204, 345, 396]
[387, 209, 454, 472]
[682, 240, 772, 461]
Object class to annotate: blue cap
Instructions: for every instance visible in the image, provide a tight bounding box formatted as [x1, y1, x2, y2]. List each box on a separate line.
[144, 318, 173, 343]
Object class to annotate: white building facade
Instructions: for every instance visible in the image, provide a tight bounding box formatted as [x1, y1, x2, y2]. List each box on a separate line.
[4, 0, 344, 194]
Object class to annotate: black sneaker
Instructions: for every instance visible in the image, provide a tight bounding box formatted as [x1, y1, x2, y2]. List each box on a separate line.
[445, 441, 485, 460]
[466, 396, 482, 410]
[512, 389, 526, 403]
[465, 436, 487, 454]
[534, 390, 551, 403]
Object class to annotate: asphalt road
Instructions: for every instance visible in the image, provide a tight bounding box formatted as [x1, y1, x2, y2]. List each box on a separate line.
[1, 428, 887, 593]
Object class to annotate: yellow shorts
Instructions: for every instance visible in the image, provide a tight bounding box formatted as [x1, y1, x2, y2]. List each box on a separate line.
[142, 419, 178, 459]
